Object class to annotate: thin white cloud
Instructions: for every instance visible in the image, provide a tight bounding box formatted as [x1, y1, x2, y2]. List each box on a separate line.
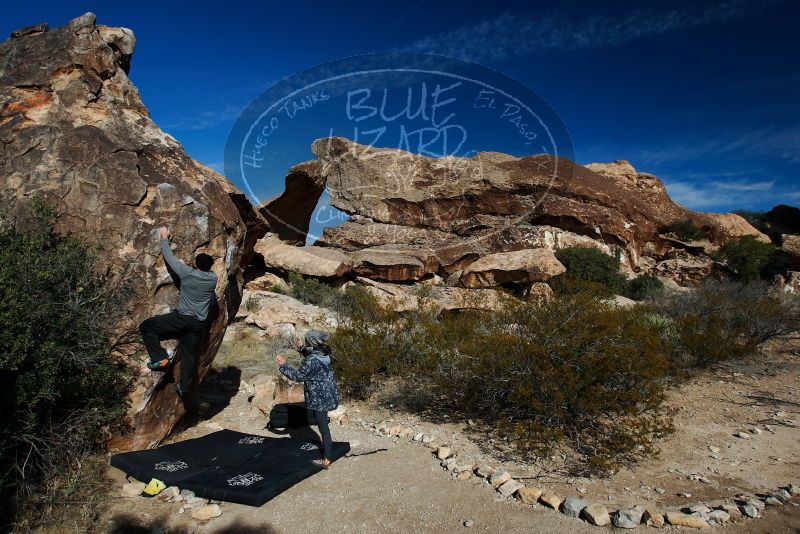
[399, 0, 779, 63]
[587, 125, 800, 167]
[161, 104, 243, 131]
[663, 178, 800, 210]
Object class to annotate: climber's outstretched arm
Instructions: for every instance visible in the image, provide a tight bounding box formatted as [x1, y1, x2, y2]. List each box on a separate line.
[159, 226, 192, 278]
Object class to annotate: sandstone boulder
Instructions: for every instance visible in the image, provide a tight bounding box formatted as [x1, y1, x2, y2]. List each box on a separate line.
[239, 290, 338, 337]
[0, 14, 266, 450]
[460, 249, 565, 288]
[260, 161, 325, 245]
[782, 234, 800, 258]
[255, 235, 352, 278]
[312, 138, 765, 260]
[354, 278, 511, 313]
[352, 247, 427, 281]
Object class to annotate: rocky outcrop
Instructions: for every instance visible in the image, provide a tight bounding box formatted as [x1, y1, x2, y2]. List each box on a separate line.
[254, 137, 770, 291]
[354, 277, 514, 313]
[460, 249, 565, 288]
[254, 235, 351, 278]
[0, 14, 266, 450]
[311, 138, 765, 259]
[260, 161, 325, 245]
[236, 290, 339, 338]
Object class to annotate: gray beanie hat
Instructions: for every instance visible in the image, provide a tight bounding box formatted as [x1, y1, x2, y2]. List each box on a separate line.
[304, 329, 331, 348]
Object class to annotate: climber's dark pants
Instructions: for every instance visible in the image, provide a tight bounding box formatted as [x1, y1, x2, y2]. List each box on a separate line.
[313, 410, 333, 460]
[139, 310, 206, 390]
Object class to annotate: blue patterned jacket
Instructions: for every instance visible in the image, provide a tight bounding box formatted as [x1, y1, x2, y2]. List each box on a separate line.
[279, 347, 339, 412]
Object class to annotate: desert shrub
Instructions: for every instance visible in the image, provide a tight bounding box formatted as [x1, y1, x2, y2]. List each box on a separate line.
[0, 200, 131, 528]
[243, 294, 261, 313]
[652, 280, 800, 369]
[329, 291, 437, 398]
[332, 290, 672, 475]
[715, 235, 776, 281]
[625, 274, 664, 301]
[663, 219, 706, 241]
[267, 282, 287, 294]
[432, 295, 672, 475]
[550, 246, 627, 296]
[288, 272, 383, 320]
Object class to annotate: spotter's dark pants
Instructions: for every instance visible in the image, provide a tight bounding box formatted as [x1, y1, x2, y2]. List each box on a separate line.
[139, 310, 206, 390]
[313, 409, 333, 460]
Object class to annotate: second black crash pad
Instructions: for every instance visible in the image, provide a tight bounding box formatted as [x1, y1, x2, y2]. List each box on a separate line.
[110, 429, 349, 506]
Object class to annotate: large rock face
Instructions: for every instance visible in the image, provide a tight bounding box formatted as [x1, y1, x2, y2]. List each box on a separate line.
[255, 137, 766, 291]
[311, 138, 766, 257]
[0, 14, 266, 449]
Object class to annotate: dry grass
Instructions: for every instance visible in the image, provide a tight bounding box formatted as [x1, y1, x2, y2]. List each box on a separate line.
[213, 327, 293, 379]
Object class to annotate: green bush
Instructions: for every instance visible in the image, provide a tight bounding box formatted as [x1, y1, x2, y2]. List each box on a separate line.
[550, 246, 627, 297]
[652, 280, 799, 369]
[663, 219, 706, 241]
[715, 235, 776, 281]
[0, 200, 131, 526]
[625, 274, 664, 301]
[332, 291, 672, 475]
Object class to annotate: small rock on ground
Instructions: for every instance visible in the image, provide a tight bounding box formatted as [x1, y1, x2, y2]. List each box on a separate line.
[516, 487, 543, 505]
[643, 509, 665, 528]
[560, 496, 587, 518]
[665, 511, 710, 529]
[539, 491, 563, 510]
[120, 481, 146, 498]
[191, 504, 222, 521]
[613, 506, 645, 529]
[489, 471, 511, 487]
[707, 510, 730, 524]
[741, 502, 761, 518]
[497, 479, 524, 498]
[473, 464, 495, 479]
[582, 504, 610, 526]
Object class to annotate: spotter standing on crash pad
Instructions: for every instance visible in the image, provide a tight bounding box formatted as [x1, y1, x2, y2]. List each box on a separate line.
[139, 226, 217, 396]
[276, 330, 340, 469]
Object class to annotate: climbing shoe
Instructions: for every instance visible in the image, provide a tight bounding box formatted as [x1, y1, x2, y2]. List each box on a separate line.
[146, 358, 170, 371]
[146, 349, 175, 371]
[140, 478, 166, 497]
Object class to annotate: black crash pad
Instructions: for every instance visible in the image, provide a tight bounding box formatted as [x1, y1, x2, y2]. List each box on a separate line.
[110, 430, 349, 506]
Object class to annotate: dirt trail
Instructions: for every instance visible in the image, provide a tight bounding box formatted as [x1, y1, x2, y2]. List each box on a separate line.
[103, 340, 800, 533]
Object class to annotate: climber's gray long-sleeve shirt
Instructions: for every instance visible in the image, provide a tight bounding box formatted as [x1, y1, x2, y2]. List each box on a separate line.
[161, 239, 218, 321]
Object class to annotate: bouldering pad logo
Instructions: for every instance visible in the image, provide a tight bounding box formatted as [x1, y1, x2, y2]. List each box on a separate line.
[227, 472, 264, 487]
[238, 436, 265, 445]
[225, 53, 573, 254]
[154, 460, 189, 472]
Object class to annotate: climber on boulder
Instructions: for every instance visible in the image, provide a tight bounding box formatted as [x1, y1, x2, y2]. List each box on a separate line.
[139, 227, 218, 396]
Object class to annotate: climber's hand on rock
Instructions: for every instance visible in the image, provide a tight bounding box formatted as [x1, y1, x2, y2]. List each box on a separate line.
[275, 355, 286, 366]
[159, 226, 170, 240]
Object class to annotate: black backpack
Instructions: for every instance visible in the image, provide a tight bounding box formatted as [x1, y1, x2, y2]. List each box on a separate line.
[267, 402, 317, 430]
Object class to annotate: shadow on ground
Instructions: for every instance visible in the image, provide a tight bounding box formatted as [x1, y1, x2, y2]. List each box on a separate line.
[109, 513, 278, 533]
[174, 366, 242, 431]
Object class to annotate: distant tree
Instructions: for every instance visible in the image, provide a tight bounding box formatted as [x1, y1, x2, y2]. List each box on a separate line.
[550, 246, 628, 296]
[663, 219, 706, 241]
[715, 235, 776, 281]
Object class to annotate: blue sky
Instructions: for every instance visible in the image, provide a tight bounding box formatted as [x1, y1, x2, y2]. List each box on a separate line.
[3, 0, 799, 222]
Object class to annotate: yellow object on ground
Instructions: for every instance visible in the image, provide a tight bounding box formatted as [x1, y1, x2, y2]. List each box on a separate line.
[141, 478, 166, 497]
